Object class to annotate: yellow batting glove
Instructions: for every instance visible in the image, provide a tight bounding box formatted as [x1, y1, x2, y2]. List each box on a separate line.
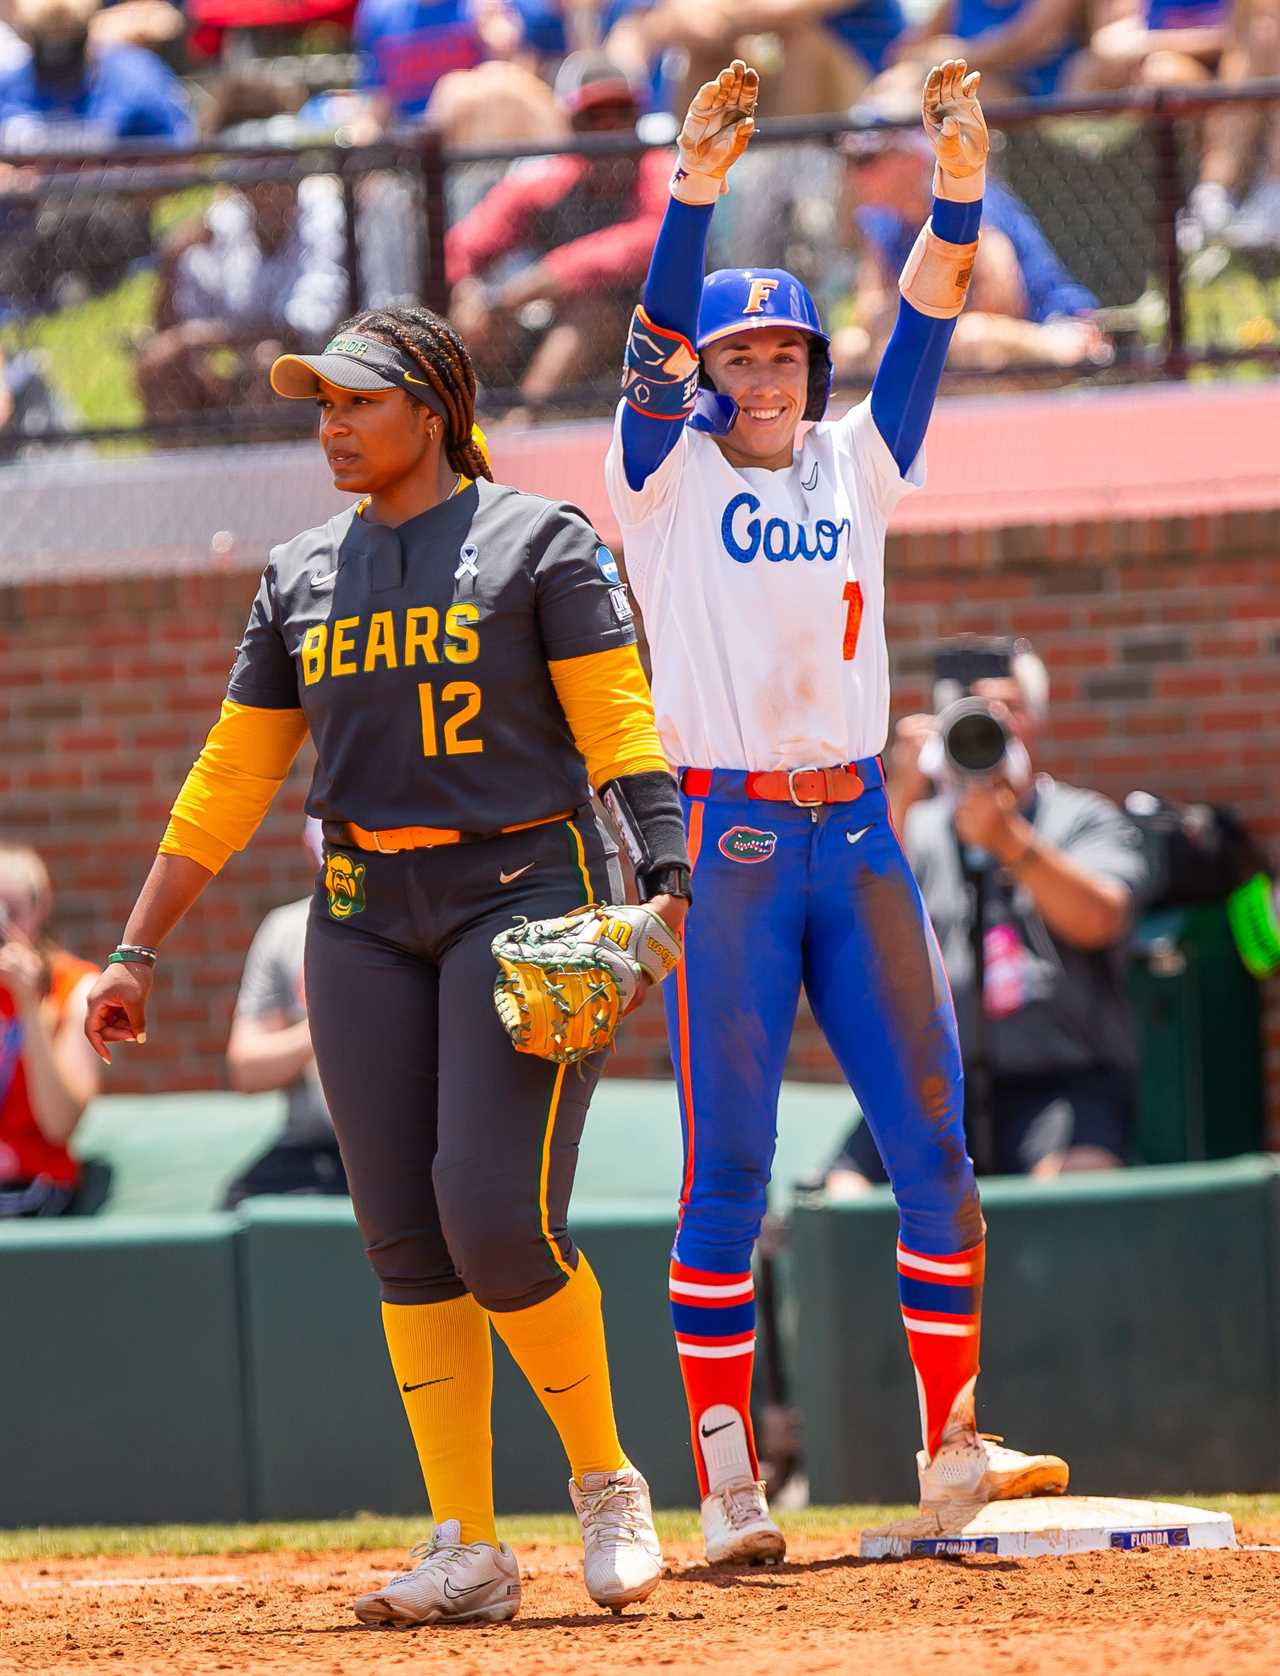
[670, 58, 759, 205]
[922, 58, 988, 203]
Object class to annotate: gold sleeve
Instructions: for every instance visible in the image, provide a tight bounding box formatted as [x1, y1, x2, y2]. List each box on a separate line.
[548, 643, 671, 789]
[159, 700, 310, 875]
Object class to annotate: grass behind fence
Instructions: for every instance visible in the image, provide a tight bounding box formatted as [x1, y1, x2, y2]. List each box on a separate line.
[4, 235, 1278, 443]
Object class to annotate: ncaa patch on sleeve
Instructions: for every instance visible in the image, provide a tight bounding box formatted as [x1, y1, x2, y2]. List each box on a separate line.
[596, 545, 622, 585]
[609, 586, 634, 624]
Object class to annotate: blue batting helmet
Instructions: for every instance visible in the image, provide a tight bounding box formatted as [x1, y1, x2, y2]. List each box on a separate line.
[695, 268, 832, 423]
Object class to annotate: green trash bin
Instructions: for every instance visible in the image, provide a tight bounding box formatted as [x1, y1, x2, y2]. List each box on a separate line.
[1128, 901, 1263, 1164]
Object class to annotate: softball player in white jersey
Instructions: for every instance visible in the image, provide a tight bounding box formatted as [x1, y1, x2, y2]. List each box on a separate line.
[605, 59, 1069, 1565]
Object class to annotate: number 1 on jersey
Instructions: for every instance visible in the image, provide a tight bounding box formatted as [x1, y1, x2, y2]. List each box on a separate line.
[842, 581, 864, 661]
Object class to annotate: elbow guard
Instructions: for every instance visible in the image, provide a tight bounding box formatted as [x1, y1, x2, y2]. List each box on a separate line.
[600, 770, 692, 902]
[899, 220, 979, 320]
[623, 305, 701, 421]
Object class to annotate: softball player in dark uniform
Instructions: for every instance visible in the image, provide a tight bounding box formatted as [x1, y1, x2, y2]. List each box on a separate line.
[84, 305, 691, 1628]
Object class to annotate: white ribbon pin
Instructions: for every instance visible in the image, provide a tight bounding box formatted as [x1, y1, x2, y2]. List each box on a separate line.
[455, 543, 479, 581]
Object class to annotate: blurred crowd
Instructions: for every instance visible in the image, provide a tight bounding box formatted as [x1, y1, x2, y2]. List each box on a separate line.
[0, 0, 1277, 427]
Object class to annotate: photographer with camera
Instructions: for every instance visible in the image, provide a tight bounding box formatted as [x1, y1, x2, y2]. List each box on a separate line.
[826, 635, 1150, 1188]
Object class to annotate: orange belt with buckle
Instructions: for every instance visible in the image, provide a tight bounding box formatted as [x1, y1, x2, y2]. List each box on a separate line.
[745, 766, 865, 805]
[331, 808, 575, 854]
[680, 761, 881, 807]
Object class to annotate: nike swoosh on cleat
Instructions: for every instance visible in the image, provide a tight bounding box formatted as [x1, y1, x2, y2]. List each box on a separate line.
[845, 827, 872, 845]
[442, 1575, 501, 1599]
[499, 863, 535, 885]
[401, 1377, 454, 1392]
[310, 569, 339, 589]
[700, 1420, 735, 1439]
[544, 1375, 590, 1394]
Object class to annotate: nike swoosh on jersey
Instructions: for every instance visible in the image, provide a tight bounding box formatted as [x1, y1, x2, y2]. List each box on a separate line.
[499, 863, 535, 884]
[801, 461, 819, 492]
[846, 827, 872, 845]
[310, 569, 339, 589]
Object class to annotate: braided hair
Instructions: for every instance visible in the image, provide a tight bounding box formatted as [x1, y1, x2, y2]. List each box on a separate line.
[334, 305, 493, 483]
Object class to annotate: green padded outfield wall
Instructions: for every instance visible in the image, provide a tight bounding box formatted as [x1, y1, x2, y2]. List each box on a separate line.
[4, 1160, 1279, 1527]
[790, 1158, 1280, 1506]
[0, 1218, 249, 1526]
[237, 1199, 693, 1518]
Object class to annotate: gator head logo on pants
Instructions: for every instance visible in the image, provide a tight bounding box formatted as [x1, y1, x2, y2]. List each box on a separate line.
[719, 826, 778, 864]
[324, 852, 367, 919]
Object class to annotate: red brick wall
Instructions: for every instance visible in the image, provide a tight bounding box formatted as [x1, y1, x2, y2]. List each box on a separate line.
[3, 508, 1278, 1144]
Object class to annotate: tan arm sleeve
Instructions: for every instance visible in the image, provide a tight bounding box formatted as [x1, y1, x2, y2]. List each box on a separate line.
[548, 643, 671, 789]
[158, 700, 310, 875]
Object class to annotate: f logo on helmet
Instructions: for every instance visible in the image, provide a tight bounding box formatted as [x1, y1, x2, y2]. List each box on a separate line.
[743, 277, 780, 315]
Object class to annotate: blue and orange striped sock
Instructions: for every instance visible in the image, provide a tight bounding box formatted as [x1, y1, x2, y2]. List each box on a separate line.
[896, 1238, 986, 1460]
[669, 1258, 758, 1496]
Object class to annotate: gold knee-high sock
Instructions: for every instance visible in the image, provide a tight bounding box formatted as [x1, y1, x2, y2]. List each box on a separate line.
[488, 1253, 627, 1483]
[381, 1294, 498, 1545]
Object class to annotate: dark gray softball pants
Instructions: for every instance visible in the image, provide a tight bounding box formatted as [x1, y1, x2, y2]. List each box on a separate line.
[304, 809, 623, 1311]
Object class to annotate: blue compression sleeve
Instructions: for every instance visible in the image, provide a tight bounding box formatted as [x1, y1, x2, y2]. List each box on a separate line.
[871, 195, 982, 478]
[621, 198, 714, 491]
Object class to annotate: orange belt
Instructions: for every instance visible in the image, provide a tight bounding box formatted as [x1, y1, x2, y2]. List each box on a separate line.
[331, 809, 574, 854]
[745, 766, 865, 805]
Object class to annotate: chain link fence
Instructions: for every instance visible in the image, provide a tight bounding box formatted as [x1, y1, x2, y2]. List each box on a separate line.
[0, 134, 443, 456]
[1, 83, 1277, 455]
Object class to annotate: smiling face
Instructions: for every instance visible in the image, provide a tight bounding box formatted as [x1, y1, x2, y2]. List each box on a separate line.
[700, 327, 811, 470]
[315, 377, 438, 496]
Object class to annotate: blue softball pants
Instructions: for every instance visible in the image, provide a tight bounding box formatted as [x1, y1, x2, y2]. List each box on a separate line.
[665, 761, 983, 1274]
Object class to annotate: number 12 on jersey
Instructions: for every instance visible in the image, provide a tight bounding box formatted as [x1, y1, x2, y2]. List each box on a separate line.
[842, 581, 864, 662]
[419, 680, 484, 756]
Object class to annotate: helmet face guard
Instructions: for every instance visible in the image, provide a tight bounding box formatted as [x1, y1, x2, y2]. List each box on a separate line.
[694, 268, 833, 428]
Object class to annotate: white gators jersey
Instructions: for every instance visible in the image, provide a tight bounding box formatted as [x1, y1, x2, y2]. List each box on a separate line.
[604, 397, 924, 773]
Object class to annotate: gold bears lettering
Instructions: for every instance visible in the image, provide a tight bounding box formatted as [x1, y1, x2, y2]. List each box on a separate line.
[299, 603, 481, 685]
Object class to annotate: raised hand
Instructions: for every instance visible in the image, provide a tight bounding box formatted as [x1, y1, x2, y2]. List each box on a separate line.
[671, 59, 759, 205]
[922, 59, 988, 197]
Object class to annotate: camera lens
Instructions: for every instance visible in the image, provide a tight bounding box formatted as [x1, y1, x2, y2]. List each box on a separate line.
[935, 697, 1012, 786]
[946, 710, 1007, 775]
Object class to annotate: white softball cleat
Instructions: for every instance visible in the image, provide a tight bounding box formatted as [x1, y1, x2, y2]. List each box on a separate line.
[570, 1465, 664, 1611]
[702, 1478, 788, 1565]
[353, 1519, 521, 1626]
[917, 1431, 1070, 1512]
[696, 1405, 786, 1565]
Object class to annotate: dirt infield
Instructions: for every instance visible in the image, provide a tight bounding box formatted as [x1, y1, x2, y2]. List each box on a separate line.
[3, 1522, 1279, 1676]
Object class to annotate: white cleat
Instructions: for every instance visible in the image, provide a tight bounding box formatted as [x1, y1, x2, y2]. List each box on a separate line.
[569, 1465, 664, 1612]
[918, 1431, 1070, 1512]
[701, 1476, 787, 1565]
[353, 1519, 521, 1627]
[696, 1403, 786, 1566]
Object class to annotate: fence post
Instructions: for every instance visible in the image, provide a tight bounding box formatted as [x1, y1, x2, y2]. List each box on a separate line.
[1151, 93, 1187, 378]
[418, 131, 449, 317]
[338, 148, 362, 317]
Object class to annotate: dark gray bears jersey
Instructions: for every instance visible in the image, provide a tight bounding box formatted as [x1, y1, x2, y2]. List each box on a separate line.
[227, 479, 637, 832]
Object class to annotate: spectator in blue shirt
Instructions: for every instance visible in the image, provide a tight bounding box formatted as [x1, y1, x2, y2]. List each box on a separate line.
[881, 0, 1087, 100]
[831, 124, 1112, 377]
[604, 0, 908, 118]
[1070, 0, 1227, 90]
[0, 0, 193, 149]
[354, 0, 488, 125]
